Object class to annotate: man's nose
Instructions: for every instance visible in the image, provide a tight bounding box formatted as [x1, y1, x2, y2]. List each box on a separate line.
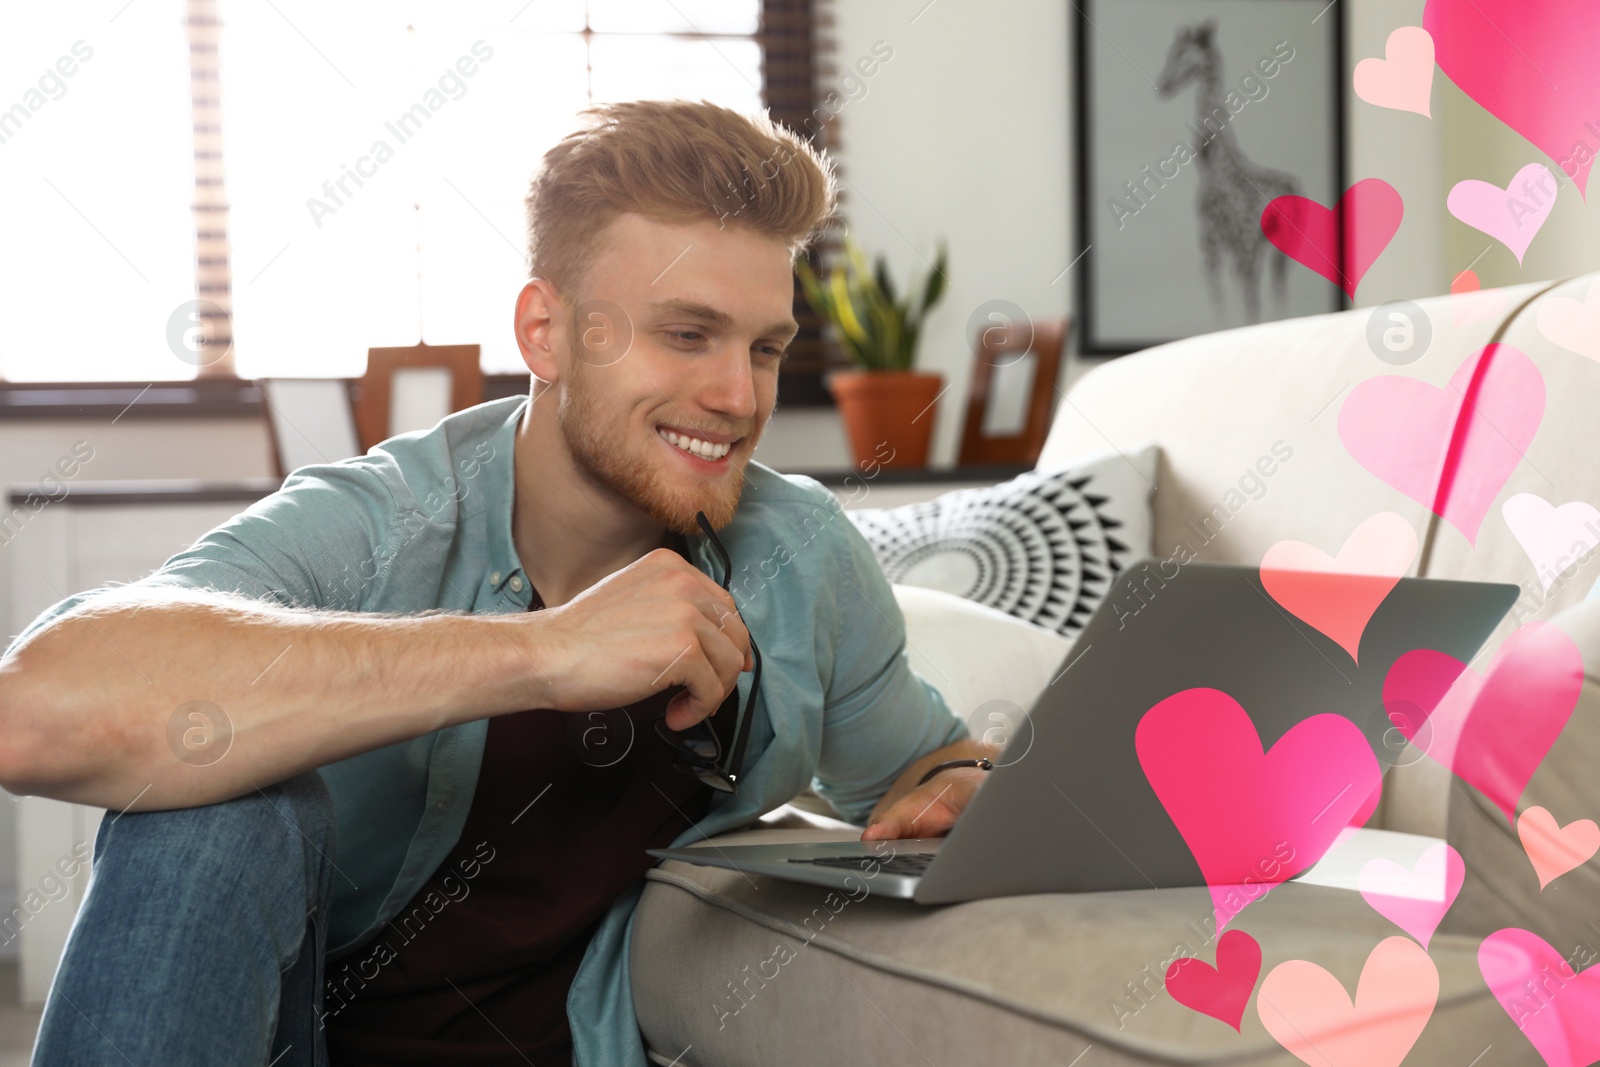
[699, 345, 758, 423]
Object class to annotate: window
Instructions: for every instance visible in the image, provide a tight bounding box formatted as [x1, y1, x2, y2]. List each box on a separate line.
[0, 0, 810, 385]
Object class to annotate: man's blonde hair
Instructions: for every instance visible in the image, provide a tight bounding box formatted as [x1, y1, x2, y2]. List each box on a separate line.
[525, 99, 837, 301]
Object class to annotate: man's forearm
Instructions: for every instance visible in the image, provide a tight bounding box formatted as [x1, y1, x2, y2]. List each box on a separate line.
[0, 590, 545, 812]
[866, 736, 1000, 827]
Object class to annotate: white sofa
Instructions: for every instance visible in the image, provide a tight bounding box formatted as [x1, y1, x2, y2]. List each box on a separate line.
[631, 272, 1600, 1065]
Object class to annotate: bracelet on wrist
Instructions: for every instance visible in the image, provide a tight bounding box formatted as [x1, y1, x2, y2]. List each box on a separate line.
[916, 757, 994, 787]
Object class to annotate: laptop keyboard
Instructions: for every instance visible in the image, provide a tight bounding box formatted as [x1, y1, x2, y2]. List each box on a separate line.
[787, 853, 936, 877]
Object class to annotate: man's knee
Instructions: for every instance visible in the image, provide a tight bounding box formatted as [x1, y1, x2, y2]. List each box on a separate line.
[92, 769, 337, 905]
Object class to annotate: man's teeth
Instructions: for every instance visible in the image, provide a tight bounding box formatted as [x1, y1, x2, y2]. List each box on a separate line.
[658, 428, 732, 460]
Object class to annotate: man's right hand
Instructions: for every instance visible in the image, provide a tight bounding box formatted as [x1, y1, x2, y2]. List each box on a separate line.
[525, 547, 754, 732]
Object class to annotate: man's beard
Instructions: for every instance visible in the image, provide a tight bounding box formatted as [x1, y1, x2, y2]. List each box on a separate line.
[556, 358, 746, 536]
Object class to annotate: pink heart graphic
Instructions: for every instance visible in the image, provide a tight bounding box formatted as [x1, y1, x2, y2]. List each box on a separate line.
[1258, 936, 1438, 1066]
[1502, 492, 1600, 593]
[1261, 179, 1403, 298]
[1353, 27, 1435, 117]
[1480, 928, 1600, 1066]
[1337, 343, 1546, 546]
[1260, 512, 1417, 663]
[1447, 164, 1559, 264]
[1136, 688, 1381, 930]
[1518, 806, 1600, 890]
[1426, 0, 1600, 197]
[1536, 275, 1600, 360]
[1384, 620, 1585, 821]
[1358, 842, 1464, 948]
[1165, 928, 1262, 1031]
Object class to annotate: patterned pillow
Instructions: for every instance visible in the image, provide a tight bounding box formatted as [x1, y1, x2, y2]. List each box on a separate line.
[847, 445, 1159, 638]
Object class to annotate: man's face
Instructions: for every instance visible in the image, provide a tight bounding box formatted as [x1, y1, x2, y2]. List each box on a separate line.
[548, 213, 798, 535]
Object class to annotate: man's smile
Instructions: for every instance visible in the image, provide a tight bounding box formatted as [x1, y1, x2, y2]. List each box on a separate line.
[656, 425, 739, 465]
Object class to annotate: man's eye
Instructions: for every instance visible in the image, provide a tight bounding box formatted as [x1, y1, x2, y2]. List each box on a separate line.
[667, 330, 705, 345]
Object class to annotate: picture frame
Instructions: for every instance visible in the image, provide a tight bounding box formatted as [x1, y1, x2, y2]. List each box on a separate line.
[1074, 0, 1346, 356]
[958, 317, 1070, 466]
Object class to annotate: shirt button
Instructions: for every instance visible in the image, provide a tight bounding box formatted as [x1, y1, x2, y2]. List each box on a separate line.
[490, 571, 501, 585]
[435, 800, 446, 811]
[509, 576, 524, 593]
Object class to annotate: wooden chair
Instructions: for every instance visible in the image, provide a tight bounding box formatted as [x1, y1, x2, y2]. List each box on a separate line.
[957, 316, 1070, 466]
[354, 342, 484, 454]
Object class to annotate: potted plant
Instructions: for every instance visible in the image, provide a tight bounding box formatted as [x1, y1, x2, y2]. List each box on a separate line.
[796, 236, 948, 469]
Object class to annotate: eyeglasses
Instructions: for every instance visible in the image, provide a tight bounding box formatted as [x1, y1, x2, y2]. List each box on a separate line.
[653, 511, 760, 793]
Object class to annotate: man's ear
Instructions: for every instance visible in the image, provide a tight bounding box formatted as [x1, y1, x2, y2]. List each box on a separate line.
[514, 278, 564, 383]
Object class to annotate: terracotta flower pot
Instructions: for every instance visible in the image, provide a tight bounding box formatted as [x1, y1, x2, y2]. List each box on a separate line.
[826, 370, 944, 470]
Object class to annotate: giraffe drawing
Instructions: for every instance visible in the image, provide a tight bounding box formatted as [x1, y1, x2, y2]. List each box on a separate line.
[1156, 20, 1297, 324]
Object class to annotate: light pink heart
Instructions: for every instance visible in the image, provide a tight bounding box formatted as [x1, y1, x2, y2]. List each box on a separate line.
[1260, 512, 1417, 663]
[1337, 343, 1545, 546]
[1164, 928, 1262, 1032]
[1447, 163, 1559, 264]
[1136, 688, 1381, 930]
[1502, 492, 1600, 593]
[1260, 179, 1403, 298]
[1353, 27, 1435, 117]
[1518, 805, 1600, 890]
[1258, 936, 1438, 1066]
[1358, 842, 1464, 948]
[1426, 0, 1600, 197]
[1480, 928, 1600, 1065]
[1384, 619, 1585, 820]
[1536, 275, 1600, 360]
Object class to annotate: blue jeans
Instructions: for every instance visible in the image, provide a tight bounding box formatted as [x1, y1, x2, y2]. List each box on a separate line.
[32, 771, 339, 1066]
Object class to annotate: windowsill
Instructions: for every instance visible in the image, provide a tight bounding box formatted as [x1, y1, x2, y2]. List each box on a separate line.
[0, 369, 841, 419]
[0, 375, 535, 421]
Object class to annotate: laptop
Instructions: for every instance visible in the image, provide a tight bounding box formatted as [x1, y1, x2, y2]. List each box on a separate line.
[648, 560, 1518, 904]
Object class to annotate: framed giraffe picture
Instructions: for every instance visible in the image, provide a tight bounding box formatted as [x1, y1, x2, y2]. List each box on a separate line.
[1074, 0, 1346, 356]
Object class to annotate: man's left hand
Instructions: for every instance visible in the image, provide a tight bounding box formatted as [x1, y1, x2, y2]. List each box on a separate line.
[860, 763, 991, 841]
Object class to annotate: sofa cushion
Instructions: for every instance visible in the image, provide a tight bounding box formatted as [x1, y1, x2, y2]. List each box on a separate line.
[848, 446, 1158, 639]
[633, 827, 1541, 1066]
[1441, 593, 1600, 963]
[892, 583, 1072, 723]
[1372, 272, 1600, 839]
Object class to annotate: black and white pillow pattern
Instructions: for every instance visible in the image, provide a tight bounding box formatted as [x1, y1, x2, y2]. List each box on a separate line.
[847, 445, 1159, 638]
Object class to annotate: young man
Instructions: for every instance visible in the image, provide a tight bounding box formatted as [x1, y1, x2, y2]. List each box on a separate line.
[0, 100, 994, 1065]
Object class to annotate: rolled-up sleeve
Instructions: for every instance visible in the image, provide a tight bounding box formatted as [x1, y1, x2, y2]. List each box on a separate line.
[810, 508, 970, 825]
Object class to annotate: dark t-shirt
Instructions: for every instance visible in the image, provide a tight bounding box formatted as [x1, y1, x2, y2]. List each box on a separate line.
[323, 535, 735, 1065]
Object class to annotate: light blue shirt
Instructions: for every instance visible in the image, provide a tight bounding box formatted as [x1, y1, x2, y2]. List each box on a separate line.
[5, 395, 968, 1065]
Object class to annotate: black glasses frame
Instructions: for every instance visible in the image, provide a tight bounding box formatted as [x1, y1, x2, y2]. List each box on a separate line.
[653, 511, 760, 793]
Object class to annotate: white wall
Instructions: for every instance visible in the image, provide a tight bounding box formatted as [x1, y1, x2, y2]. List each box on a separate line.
[829, 0, 1077, 469]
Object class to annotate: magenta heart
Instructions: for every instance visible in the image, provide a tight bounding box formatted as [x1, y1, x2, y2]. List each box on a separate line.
[1480, 929, 1600, 1066]
[1338, 344, 1545, 546]
[1260, 178, 1403, 297]
[1165, 929, 1262, 1032]
[1383, 620, 1585, 821]
[1426, 0, 1600, 198]
[1136, 688, 1382, 927]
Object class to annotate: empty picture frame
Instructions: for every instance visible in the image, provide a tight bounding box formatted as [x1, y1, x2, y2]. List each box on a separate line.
[958, 318, 1069, 466]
